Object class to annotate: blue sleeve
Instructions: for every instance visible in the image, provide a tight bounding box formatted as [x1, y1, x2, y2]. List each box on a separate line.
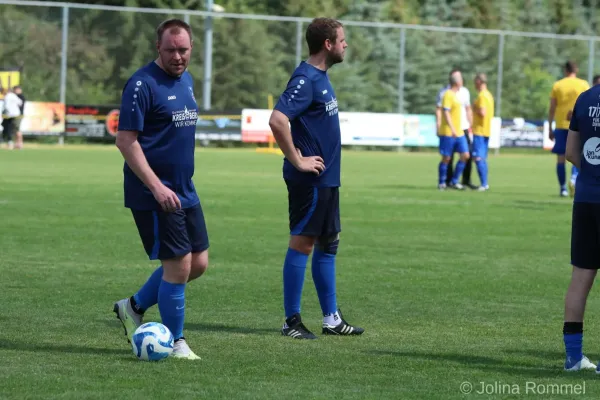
[569, 94, 583, 132]
[118, 77, 151, 132]
[274, 75, 313, 121]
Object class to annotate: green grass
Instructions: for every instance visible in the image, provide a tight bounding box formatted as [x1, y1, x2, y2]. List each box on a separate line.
[0, 146, 598, 399]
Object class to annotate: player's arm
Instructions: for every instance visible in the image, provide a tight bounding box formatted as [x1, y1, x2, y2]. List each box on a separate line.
[435, 107, 442, 134]
[270, 77, 324, 175]
[566, 129, 581, 168]
[476, 104, 486, 117]
[548, 85, 557, 140]
[115, 80, 181, 212]
[442, 109, 457, 137]
[566, 96, 582, 168]
[441, 93, 457, 136]
[435, 90, 443, 134]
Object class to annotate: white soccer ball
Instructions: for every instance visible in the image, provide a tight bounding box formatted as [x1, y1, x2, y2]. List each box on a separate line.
[131, 322, 174, 361]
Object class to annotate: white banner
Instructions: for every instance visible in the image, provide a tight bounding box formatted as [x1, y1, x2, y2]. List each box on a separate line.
[489, 117, 501, 149]
[339, 112, 403, 146]
[241, 108, 404, 146]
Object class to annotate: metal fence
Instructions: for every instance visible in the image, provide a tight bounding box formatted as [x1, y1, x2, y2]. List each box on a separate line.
[2, 0, 600, 118]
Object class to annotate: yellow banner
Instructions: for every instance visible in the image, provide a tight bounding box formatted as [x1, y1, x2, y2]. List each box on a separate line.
[0, 70, 21, 98]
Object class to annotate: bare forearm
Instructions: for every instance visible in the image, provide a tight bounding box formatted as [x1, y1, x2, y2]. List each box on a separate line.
[443, 111, 456, 134]
[117, 139, 162, 191]
[435, 109, 442, 129]
[270, 121, 301, 166]
[548, 105, 556, 126]
[568, 154, 581, 169]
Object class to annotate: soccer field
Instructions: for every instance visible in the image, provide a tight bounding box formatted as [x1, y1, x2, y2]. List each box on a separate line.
[0, 147, 598, 399]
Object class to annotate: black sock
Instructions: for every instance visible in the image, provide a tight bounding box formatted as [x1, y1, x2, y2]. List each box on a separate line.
[129, 296, 145, 315]
[563, 322, 583, 335]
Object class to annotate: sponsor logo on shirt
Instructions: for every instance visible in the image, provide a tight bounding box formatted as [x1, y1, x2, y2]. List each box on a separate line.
[172, 106, 198, 127]
[583, 137, 600, 165]
[325, 96, 338, 116]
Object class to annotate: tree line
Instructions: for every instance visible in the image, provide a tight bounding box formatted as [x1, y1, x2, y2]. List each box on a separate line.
[2, 0, 599, 119]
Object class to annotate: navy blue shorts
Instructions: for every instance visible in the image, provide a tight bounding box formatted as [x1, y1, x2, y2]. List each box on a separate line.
[571, 202, 600, 270]
[286, 181, 341, 237]
[131, 203, 209, 261]
[552, 129, 569, 155]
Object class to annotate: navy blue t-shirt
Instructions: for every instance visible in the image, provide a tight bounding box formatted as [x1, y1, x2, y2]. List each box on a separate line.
[274, 62, 341, 187]
[570, 85, 600, 203]
[118, 61, 199, 210]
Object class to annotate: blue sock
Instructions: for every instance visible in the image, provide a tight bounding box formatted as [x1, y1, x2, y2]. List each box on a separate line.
[564, 333, 583, 363]
[571, 165, 579, 183]
[158, 280, 186, 340]
[133, 266, 163, 313]
[311, 249, 337, 316]
[475, 159, 488, 187]
[283, 248, 309, 318]
[438, 162, 448, 185]
[452, 160, 466, 184]
[557, 163, 566, 188]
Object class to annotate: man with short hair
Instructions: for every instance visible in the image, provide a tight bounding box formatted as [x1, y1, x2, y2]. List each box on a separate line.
[438, 72, 471, 190]
[113, 18, 208, 360]
[436, 69, 474, 187]
[269, 17, 364, 339]
[471, 73, 494, 191]
[548, 60, 589, 197]
[593, 75, 600, 86]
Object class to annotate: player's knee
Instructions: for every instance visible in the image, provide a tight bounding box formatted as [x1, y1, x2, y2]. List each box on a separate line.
[557, 155, 566, 164]
[461, 153, 470, 162]
[289, 235, 316, 254]
[441, 156, 451, 164]
[162, 253, 192, 283]
[189, 251, 209, 281]
[316, 234, 340, 255]
[474, 156, 481, 162]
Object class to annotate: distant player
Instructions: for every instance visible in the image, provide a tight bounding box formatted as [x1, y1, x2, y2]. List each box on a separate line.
[436, 69, 474, 188]
[113, 18, 208, 360]
[471, 73, 494, 191]
[268, 17, 364, 339]
[437, 72, 470, 190]
[561, 83, 600, 372]
[548, 61, 589, 197]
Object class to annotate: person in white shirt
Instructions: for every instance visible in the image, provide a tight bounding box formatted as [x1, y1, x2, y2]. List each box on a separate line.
[435, 69, 475, 188]
[1, 87, 23, 150]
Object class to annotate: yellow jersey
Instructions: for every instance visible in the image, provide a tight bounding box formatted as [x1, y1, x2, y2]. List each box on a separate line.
[550, 77, 589, 129]
[439, 89, 463, 137]
[472, 89, 494, 137]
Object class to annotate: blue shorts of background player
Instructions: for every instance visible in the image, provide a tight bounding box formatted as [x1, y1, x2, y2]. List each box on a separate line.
[439, 136, 469, 157]
[471, 135, 490, 190]
[438, 136, 470, 189]
[552, 128, 579, 196]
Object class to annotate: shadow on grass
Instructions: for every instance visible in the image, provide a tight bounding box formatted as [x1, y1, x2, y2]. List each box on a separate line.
[0, 337, 130, 357]
[366, 350, 572, 378]
[102, 319, 275, 336]
[183, 322, 276, 336]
